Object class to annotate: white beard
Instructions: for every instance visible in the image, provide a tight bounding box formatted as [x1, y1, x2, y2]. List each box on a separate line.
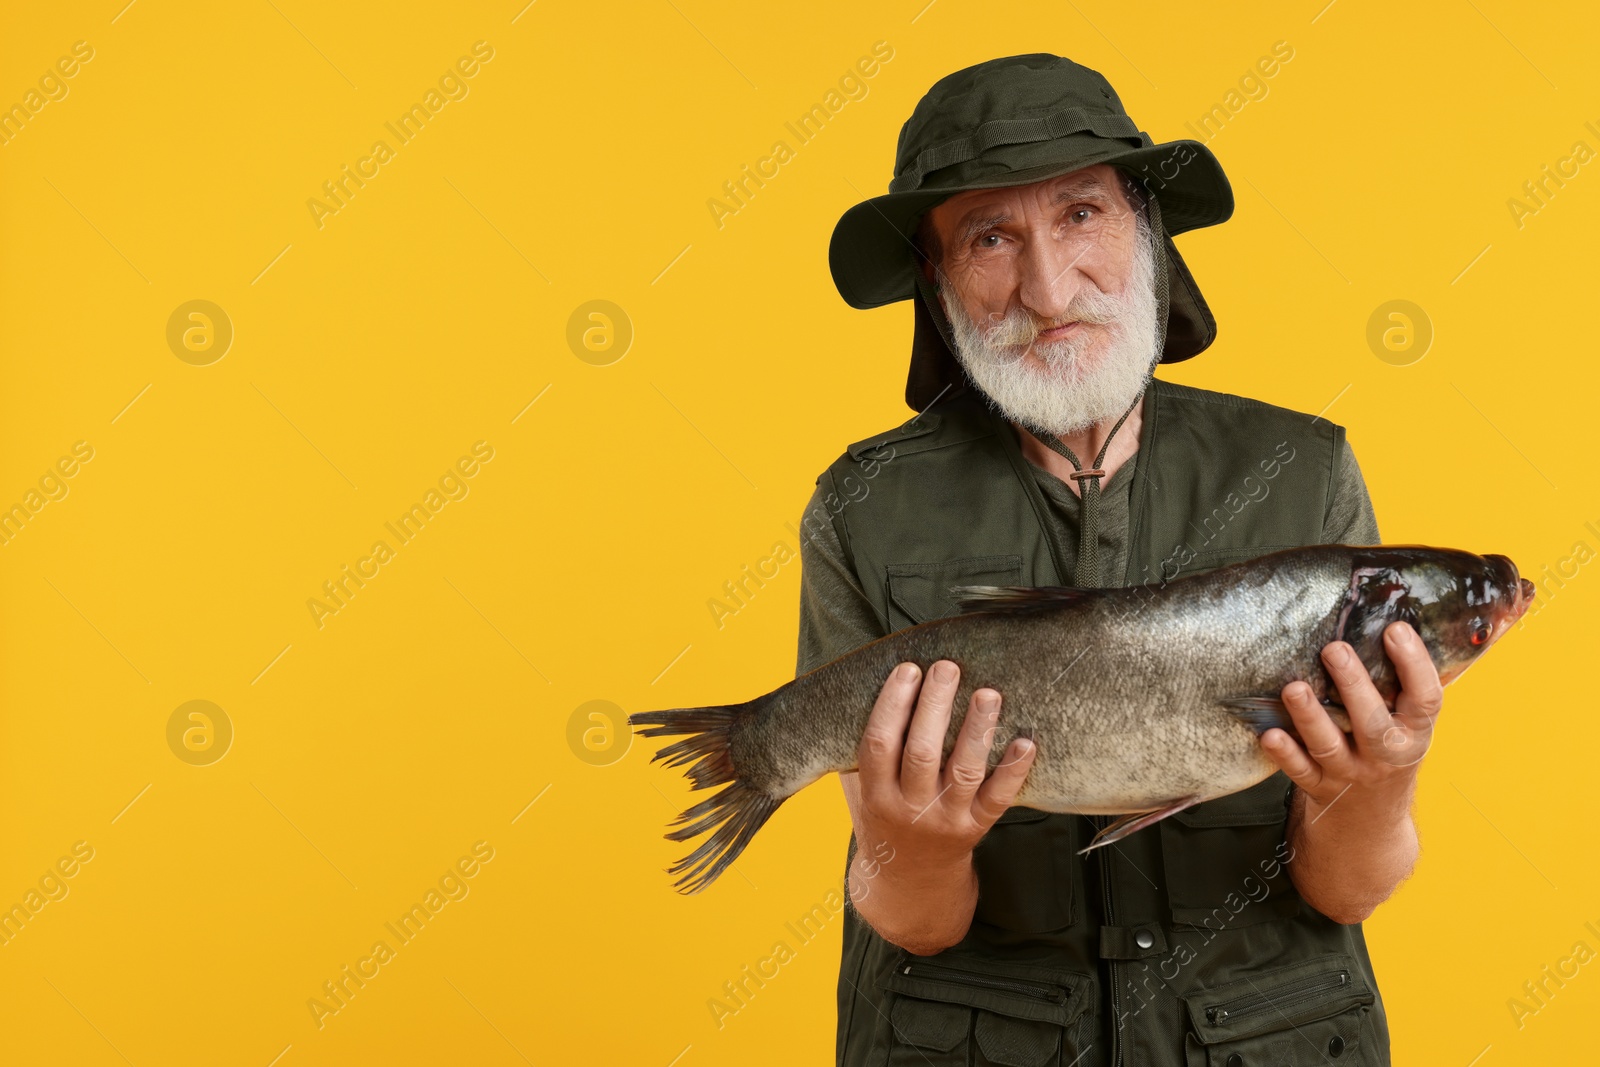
[938, 212, 1160, 437]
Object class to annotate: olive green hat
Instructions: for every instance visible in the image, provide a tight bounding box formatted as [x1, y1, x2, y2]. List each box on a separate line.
[828, 53, 1235, 411]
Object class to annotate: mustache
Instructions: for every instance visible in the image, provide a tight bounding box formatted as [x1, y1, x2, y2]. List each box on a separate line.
[979, 290, 1126, 347]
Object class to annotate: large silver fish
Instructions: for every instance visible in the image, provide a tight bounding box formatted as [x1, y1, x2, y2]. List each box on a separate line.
[631, 545, 1533, 893]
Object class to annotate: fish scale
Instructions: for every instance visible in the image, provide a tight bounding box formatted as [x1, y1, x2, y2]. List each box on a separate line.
[632, 543, 1533, 894]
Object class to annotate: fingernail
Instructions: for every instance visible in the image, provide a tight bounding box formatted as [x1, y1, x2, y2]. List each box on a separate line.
[933, 661, 956, 683]
[1390, 624, 1413, 646]
[1329, 644, 1352, 666]
[897, 662, 919, 681]
[977, 691, 999, 714]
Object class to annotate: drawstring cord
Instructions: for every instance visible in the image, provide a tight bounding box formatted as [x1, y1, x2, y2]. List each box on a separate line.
[1020, 388, 1142, 588]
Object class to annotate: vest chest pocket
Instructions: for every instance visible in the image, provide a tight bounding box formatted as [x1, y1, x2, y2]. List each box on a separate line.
[973, 808, 1076, 933]
[1158, 772, 1301, 929]
[885, 554, 1024, 629]
[1181, 953, 1377, 1066]
[882, 953, 1094, 1067]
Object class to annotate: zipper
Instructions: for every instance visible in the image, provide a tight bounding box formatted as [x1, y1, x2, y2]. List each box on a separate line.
[1095, 814, 1122, 1067]
[1205, 970, 1350, 1025]
[898, 960, 1069, 1004]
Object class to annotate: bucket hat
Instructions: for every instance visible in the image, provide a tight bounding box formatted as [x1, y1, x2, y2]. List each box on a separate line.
[828, 53, 1235, 411]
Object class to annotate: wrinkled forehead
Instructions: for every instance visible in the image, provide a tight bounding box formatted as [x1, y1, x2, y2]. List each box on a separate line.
[926, 163, 1132, 233]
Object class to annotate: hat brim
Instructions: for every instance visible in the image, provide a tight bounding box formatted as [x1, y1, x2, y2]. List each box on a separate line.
[829, 138, 1233, 314]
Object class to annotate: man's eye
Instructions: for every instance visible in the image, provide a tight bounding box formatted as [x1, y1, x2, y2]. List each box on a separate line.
[976, 234, 1001, 248]
[1068, 207, 1094, 224]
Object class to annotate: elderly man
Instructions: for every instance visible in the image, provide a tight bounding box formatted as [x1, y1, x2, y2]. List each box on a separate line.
[798, 54, 1430, 1066]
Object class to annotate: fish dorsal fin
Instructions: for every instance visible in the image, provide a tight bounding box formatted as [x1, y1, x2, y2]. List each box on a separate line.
[951, 584, 1105, 615]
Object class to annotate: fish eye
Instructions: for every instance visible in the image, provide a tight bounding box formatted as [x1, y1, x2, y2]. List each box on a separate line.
[1469, 618, 1492, 645]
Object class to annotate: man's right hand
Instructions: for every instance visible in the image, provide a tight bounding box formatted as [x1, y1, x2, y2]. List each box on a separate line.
[839, 658, 1037, 953]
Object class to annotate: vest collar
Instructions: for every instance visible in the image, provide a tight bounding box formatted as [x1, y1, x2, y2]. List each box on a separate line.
[974, 379, 1166, 588]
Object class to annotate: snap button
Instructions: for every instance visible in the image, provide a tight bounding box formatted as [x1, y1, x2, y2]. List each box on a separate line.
[1134, 928, 1154, 949]
[1328, 1034, 1345, 1056]
[1226, 1054, 1243, 1067]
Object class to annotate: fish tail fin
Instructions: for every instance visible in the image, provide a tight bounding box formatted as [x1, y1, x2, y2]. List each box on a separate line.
[628, 701, 784, 894]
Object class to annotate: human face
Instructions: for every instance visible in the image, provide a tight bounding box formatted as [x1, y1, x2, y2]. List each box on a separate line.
[922, 164, 1145, 372]
[921, 165, 1159, 435]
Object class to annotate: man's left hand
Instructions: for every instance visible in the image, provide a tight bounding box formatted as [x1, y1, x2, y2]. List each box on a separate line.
[1260, 620, 1443, 815]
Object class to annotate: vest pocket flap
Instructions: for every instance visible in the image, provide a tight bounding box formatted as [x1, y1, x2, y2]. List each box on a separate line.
[887, 555, 1024, 626]
[1171, 772, 1292, 827]
[1182, 953, 1374, 1044]
[885, 955, 1090, 1027]
[974, 1010, 1061, 1067]
[889, 995, 967, 1052]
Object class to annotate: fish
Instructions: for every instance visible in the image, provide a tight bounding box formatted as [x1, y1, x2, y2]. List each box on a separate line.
[630, 544, 1534, 893]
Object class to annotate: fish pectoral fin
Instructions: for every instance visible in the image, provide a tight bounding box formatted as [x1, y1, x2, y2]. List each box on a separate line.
[1078, 795, 1204, 854]
[1219, 695, 1352, 739]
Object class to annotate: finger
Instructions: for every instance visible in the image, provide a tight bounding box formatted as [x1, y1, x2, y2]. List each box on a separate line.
[943, 688, 1001, 803]
[972, 734, 1036, 826]
[1385, 622, 1444, 740]
[901, 660, 960, 802]
[1282, 677, 1356, 780]
[1319, 641, 1391, 758]
[1259, 726, 1325, 795]
[858, 662, 921, 801]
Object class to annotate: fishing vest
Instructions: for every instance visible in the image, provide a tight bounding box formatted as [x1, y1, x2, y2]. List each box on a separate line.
[819, 378, 1391, 1067]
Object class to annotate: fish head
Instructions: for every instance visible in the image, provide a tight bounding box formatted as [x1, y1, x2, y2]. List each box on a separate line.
[1337, 547, 1532, 694]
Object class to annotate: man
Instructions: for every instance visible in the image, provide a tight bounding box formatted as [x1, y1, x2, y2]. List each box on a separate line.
[797, 54, 1439, 1066]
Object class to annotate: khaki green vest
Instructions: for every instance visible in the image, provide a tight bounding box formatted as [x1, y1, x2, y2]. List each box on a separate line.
[819, 378, 1389, 1067]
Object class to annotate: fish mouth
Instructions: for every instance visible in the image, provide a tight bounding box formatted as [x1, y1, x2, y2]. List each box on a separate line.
[1485, 554, 1534, 623]
[1514, 576, 1535, 620]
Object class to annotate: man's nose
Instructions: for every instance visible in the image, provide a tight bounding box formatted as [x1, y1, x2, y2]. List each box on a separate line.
[1016, 237, 1083, 322]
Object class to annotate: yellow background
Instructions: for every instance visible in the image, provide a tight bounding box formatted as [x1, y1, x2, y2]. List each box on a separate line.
[2, 1, 1595, 1063]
